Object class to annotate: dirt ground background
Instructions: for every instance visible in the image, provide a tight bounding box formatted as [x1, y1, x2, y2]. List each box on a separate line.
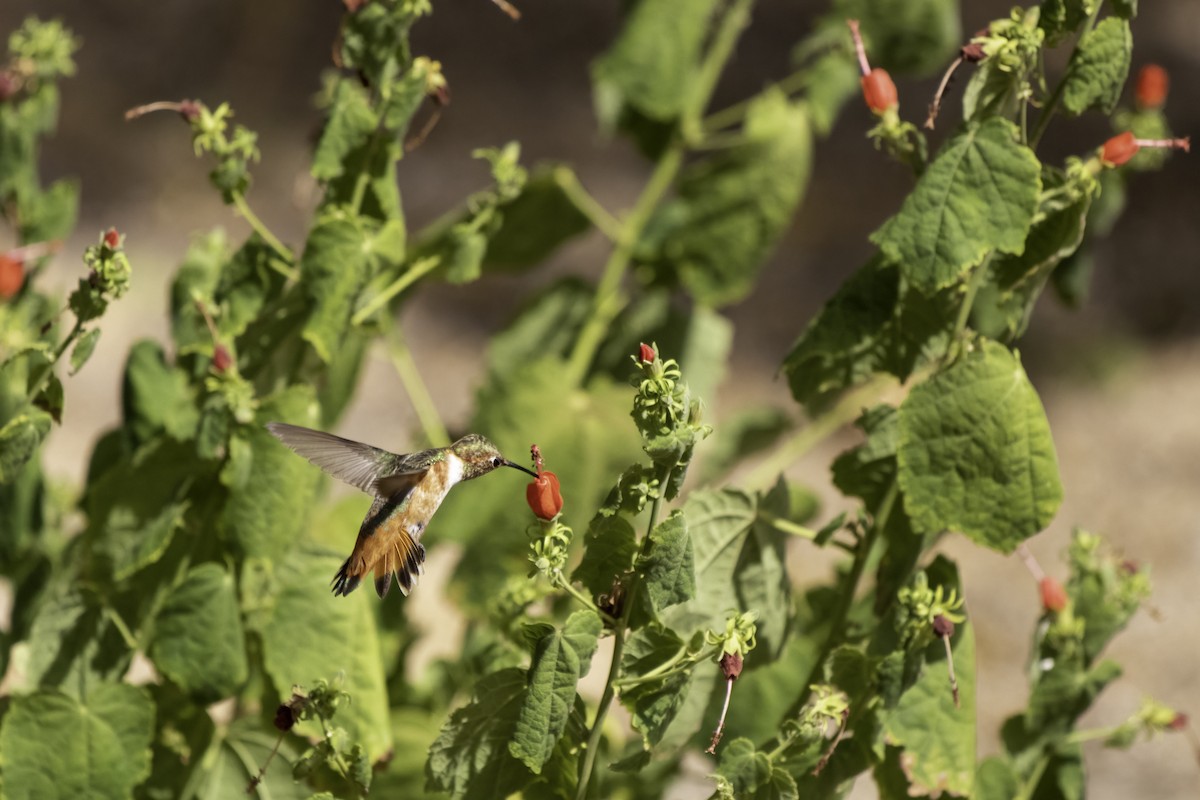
[5, 0, 1199, 797]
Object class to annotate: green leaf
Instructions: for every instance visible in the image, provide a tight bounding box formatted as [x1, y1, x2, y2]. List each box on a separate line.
[619, 624, 696, 746]
[18, 178, 79, 243]
[831, 404, 898, 507]
[880, 559, 975, 796]
[871, 118, 1042, 294]
[510, 610, 602, 772]
[122, 340, 199, 444]
[573, 512, 639, 600]
[838, 0, 961, 75]
[427, 668, 584, 799]
[897, 340, 1063, 552]
[483, 167, 592, 270]
[638, 511, 695, 612]
[591, 0, 720, 121]
[1061, 18, 1132, 116]
[149, 563, 248, 702]
[256, 543, 392, 762]
[665, 487, 789, 657]
[188, 719, 306, 800]
[698, 407, 792, 483]
[0, 409, 51, 484]
[1039, 0, 1094, 46]
[220, 386, 320, 561]
[68, 328, 100, 374]
[714, 738, 800, 800]
[487, 277, 593, 379]
[0, 684, 154, 800]
[18, 583, 132, 696]
[782, 257, 956, 413]
[300, 216, 372, 362]
[642, 91, 811, 306]
[975, 757, 1021, 800]
[1111, 0, 1137, 19]
[312, 79, 378, 181]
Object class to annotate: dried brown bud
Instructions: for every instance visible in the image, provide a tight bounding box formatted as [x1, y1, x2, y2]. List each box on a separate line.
[719, 651, 744, 681]
[178, 99, 202, 122]
[273, 704, 296, 731]
[932, 614, 955, 639]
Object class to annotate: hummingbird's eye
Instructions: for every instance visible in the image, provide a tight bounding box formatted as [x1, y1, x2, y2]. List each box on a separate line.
[492, 456, 503, 468]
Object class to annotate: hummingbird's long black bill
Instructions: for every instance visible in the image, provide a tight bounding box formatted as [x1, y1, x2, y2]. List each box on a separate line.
[504, 460, 538, 478]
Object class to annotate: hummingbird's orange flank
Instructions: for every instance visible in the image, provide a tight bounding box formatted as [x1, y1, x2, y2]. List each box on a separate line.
[266, 423, 536, 598]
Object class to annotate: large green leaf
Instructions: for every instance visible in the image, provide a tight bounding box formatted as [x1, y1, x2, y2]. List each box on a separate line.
[0, 684, 154, 800]
[220, 386, 320, 562]
[149, 563, 248, 702]
[510, 610, 602, 772]
[312, 79, 378, 181]
[483, 167, 592, 270]
[299, 216, 372, 362]
[638, 511, 695, 613]
[18, 583, 131, 697]
[642, 91, 811, 307]
[122, 340, 199, 444]
[427, 668, 584, 799]
[1061, 18, 1131, 116]
[0, 408, 51, 484]
[256, 543, 392, 762]
[897, 340, 1062, 552]
[714, 738, 799, 800]
[182, 719, 306, 800]
[591, 0, 720, 121]
[872, 118, 1042, 295]
[619, 623, 699, 748]
[782, 257, 956, 413]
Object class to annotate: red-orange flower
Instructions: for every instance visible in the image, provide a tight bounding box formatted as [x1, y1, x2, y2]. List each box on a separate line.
[861, 68, 898, 114]
[0, 254, 24, 300]
[1135, 64, 1169, 110]
[1040, 577, 1068, 613]
[526, 444, 563, 520]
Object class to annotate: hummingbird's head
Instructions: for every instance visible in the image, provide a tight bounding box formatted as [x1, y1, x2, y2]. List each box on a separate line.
[451, 434, 537, 480]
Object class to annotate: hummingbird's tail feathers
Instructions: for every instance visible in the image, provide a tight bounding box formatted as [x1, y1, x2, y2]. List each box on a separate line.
[331, 556, 362, 596]
[266, 422, 411, 496]
[374, 539, 427, 598]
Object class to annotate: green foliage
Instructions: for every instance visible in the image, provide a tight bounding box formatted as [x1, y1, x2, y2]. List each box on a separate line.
[0, 3, 1186, 799]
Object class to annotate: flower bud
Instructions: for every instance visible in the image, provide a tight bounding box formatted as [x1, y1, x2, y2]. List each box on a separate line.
[1135, 64, 1169, 110]
[103, 227, 121, 250]
[178, 99, 202, 122]
[527, 471, 563, 520]
[861, 68, 898, 114]
[719, 651, 743, 681]
[0, 254, 24, 300]
[932, 614, 955, 638]
[212, 344, 233, 373]
[638, 342, 656, 363]
[1100, 132, 1139, 167]
[1168, 712, 1188, 731]
[1040, 576, 1068, 613]
[273, 703, 296, 731]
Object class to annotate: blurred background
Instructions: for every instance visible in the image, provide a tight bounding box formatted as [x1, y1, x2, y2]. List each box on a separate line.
[4, 0, 1198, 796]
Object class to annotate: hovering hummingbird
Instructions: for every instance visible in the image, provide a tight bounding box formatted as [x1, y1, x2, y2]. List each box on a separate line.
[266, 423, 536, 598]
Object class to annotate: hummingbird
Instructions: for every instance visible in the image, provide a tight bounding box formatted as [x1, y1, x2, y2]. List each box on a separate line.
[266, 423, 536, 598]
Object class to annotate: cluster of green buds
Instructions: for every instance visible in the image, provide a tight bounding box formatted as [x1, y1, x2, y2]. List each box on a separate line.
[896, 571, 965, 649]
[772, 684, 852, 774]
[631, 343, 710, 497]
[0, 17, 78, 100]
[69, 228, 131, 323]
[1099, 697, 1190, 749]
[974, 8, 1043, 77]
[704, 611, 758, 753]
[255, 676, 367, 794]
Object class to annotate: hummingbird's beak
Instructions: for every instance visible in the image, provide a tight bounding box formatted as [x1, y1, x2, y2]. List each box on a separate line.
[504, 460, 538, 478]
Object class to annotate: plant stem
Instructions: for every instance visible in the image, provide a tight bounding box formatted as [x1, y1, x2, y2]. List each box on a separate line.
[231, 191, 294, 263]
[952, 251, 993, 342]
[565, 0, 755, 389]
[703, 69, 810, 132]
[552, 167, 623, 243]
[785, 479, 897, 720]
[558, 576, 617, 627]
[1014, 753, 1051, 800]
[743, 374, 895, 490]
[383, 320, 450, 448]
[576, 468, 674, 800]
[1028, 3, 1104, 149]
[351, 255, 441, 326]
[27, 318, 82, 399]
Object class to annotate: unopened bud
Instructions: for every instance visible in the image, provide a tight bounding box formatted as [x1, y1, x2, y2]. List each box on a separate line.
[103, 228, 121, 249]
[932, 614, 955, 638]
[1040, 576, 1068, 613]
[1135, 64, 1169, 110]
[719, 651, 744, 681]
[0, 254, 24, 300]
[212, 344, 233, 373]
[638, 343, 656, 363]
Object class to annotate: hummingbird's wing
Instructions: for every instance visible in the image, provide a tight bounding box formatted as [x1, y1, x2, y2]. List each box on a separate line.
[266, 422, 429, 497]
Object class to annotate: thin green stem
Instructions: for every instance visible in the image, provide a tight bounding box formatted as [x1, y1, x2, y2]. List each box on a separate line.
[785, 479, 898, 721]
[566, 0, 755, 390]
[552, 167, 623, 243]
[1014, 753, 1051, 800]
[104, 606, 139, 651]
[1029, 3, 1104, 150]
[558, 576, 617, 627]
[383, 320, 450, 448]
[742, 374, 896, 490]
[27, 318, 82, 399]
[231, 192, 294, 263]
[756, 510, 817, 539]
[564, 146, 682, 388]
[952, 252, 993, 342]
[351, 255, 441, 326]
[703, 69, 810, 132]
[576, 468, 674, 800]
[1063, 724, 1123, 747]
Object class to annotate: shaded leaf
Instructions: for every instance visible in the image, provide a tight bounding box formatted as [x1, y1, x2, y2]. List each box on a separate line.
[312, 80, 377, 181]
[300, 216, 372, 362]
[121, 340, 198, 444]
[0, 684, 153, 800]
[149, 563, 248, 702]
[638, 511, 695, 613]
[68, 328, 100, 374]
[483, 167, 592, 269]
[0, 409, 51, 484]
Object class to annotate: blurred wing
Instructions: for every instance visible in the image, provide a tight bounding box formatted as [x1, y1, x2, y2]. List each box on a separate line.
[266, 422, 425, 496]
